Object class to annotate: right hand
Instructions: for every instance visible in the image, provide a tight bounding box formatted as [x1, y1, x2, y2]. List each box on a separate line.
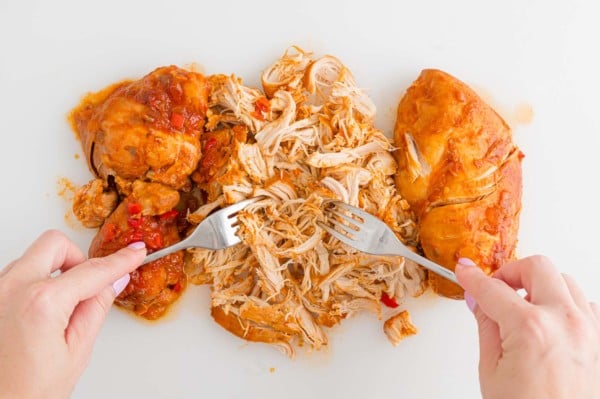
[456, 255, 600, 399]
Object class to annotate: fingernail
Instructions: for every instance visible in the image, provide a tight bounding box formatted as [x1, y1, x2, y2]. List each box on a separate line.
[127, 241, 146, 250]
[465, 291, 476, 313]
[112, 274, 130, 296]
[458, 257, 477, 267]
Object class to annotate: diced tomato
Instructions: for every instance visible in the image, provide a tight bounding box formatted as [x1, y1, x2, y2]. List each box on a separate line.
[127, 217, 143, 229]
[159, 210, 179, 221]
[204, 137, 217, 151]
[127, 202, 142, 215]
[145, 231, 163, 250]
[125, 229, 144, 244]
[170, 112, 184, 129]
[172, 282, 182, 293]
[381, 292, 399, 308]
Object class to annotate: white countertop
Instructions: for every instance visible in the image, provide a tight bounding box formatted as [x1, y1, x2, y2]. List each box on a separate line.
[1, 1, 599, 398]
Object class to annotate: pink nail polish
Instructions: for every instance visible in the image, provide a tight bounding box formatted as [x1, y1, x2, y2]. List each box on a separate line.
[127, 241, 146, 250]
[458, 257, 477, 267]
[112, 274, 130, 296]
[465, 292, 476, 312]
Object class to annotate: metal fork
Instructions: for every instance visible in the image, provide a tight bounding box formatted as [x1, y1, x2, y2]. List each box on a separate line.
[317, 201, 458, 284]
[141, 197, 261, 265]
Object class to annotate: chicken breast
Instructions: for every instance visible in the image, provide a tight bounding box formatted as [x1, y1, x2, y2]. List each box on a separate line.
[394, 69, 523, 299]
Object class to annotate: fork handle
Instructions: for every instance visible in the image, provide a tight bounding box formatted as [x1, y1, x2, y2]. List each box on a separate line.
[140, 236, 193, 265]
[400, 249, 459, 285]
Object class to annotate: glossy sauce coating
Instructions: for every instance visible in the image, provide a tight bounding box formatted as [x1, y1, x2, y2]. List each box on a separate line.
[394, 69, 523, 299]
[71, 66, 209, 320]
[89, 198, 186, 320]
[70, 66, 209, 191]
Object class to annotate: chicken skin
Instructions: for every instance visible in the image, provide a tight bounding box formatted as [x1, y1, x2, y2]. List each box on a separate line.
[71, 66, 209, 191]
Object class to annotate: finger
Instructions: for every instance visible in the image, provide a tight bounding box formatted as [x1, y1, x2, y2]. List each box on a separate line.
[0, 262, 16, 278]
[561, 273, 591, 312]
[493, 255, 573, 306]
[591, 302, 600, 322]
[10, 230, 86, 280]
[65, 277, 128, 358]
[456, 259, 530, 329]
[471, 305, 502, 378]
[53, 242, 145, 307]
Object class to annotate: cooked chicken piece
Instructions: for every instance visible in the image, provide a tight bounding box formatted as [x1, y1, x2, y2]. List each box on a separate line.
[71, 49, 425, 350]
[72, 179, 118, 228]
[208, 74, 268, 133]
[237, 143, 269, 183]
[384, 310, 418, 346]
[70, 66, 206, 321]
[211, 306, 294, 357]
[250, 89, 320, 158]
[306, 140, 389, 168]
[394, 69, 523, 299]
[130, 180, 180, 216]
[89, 197, 185, 320]
[70, 66, 209, 191]
[261, 46, 313, 100]
[190, 125, 248, 203]
[184, 48, 424, 354]
[305, 55, 376, 119]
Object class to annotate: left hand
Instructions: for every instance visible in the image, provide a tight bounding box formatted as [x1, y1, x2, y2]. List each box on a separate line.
[0, 230, 146, 399]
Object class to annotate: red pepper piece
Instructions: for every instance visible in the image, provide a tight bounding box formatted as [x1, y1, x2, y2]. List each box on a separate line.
[204, 137, 217, 151]
[172, 282, 182, 293]
[201, 138, 219, 169]
[127, 202, 142, 215]
[170, 112, 184, 129]
[159, 210, 179, 221]
[381, 292, 399, 308]
[251, 97, 270, 121]
[255, 97, 270, 113]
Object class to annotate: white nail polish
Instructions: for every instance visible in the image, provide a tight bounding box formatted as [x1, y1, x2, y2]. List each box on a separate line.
[127, 241, 146, 250]
[112, 274, 130, 296]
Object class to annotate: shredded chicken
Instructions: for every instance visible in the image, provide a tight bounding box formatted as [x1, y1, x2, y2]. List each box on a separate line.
[183, 48, 425, 356]
[72, 179, 118, 228]
[383, 310, 418, 346]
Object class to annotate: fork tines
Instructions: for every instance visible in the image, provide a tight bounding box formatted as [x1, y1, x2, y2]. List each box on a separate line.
[318, 201, 364, 244]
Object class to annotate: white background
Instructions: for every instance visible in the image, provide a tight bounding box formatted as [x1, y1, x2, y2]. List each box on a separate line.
[1, 1, 599, 398]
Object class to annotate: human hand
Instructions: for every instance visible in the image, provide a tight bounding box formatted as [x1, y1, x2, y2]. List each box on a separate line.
[456, 255, 600, 399]
[0, 230, 146, 399]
